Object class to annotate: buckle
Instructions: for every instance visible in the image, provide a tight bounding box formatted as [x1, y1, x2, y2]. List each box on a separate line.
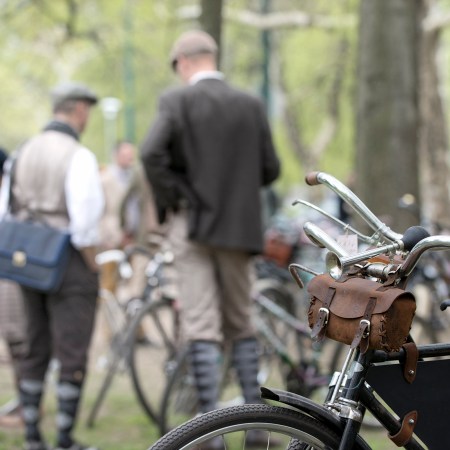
[319, 307, 330, 326]
[360, 319, 371, 338]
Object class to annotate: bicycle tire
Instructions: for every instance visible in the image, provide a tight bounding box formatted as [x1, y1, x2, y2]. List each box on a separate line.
[150, 403, 365, 450]
[127, 296, 179, 424]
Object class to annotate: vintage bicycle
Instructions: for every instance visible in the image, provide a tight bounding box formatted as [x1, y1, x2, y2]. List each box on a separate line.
[86, 243, 179, 428]
[150, 171, 450, 450]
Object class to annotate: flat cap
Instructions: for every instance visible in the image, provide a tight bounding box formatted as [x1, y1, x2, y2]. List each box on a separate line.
[170, 30, 218, 68]
[50, 81, 98, 108]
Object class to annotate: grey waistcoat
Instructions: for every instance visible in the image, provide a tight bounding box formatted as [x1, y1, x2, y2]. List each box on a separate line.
[12, 130, 80, 229]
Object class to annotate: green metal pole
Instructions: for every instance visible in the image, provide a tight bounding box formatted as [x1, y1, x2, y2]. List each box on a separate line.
[260, 0, 271, 116]
[123, 0, 136, 143]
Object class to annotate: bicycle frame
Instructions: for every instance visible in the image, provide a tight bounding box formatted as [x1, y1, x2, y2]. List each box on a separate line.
[261, 340, 450, 449]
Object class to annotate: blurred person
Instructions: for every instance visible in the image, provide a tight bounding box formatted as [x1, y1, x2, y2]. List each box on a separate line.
[0, 147, 27, 428]
[118, 163, 167, 300]
[0, 82, 104, 450]
[99, 140, 135, 251]
[141, 30, 280, 447]
[96, 141, 136, 342]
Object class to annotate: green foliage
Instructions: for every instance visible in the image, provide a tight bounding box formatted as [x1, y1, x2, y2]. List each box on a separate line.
[1, 0, 358, 186]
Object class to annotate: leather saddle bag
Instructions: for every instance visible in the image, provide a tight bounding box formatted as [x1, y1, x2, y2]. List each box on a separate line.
[307, 273, 416, 353]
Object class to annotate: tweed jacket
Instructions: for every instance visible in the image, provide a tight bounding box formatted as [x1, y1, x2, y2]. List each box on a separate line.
[141, 78, 280, 254]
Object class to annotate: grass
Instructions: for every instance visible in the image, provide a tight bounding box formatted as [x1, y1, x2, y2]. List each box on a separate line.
[0, 330, 396, 450]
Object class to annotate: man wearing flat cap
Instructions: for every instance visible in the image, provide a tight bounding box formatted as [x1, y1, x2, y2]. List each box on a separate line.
[2, 81, 104, 450]
[141, 30, 280, 446]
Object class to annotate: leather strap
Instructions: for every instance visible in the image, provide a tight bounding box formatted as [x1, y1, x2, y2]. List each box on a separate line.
[389, 410, 418, 446]
[402, 342, 419, 384]
[311, 287, 336, 341]
[351, 296, 377, 353]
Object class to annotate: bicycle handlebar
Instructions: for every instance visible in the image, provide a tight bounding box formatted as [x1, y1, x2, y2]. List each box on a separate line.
[300, 172, 446, 282]
[305, 171, 403, 243]
[399, 235, 450, 277]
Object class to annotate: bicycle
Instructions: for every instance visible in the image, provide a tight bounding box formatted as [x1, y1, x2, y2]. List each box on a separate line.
[150, 171, 450, 450]
[86, 243, 180, 428]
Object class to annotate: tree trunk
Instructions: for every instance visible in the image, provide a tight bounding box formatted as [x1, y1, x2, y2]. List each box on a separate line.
[418, 0, 450, 230]
[355, 0, 422, 234]
[199, 0, 223, 65]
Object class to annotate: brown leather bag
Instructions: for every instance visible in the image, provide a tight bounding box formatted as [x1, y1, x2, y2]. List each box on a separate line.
[307, 273, 416, 353]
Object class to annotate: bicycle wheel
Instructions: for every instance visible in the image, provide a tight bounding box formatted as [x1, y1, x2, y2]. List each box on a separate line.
[127, 295, 179, 423]
[252, 281, 302, 359]
[159, 347, 198, 435]
[150, 404, 355, 450]
[253, 282, 329, 398]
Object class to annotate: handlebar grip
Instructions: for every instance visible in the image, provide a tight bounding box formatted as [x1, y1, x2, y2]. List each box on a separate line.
[402, 226, 430, 252]
[305, 172, 321, 186]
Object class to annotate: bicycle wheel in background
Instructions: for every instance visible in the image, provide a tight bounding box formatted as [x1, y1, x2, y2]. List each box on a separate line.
[159, 347, 198, 435]
[409, 283, 441, 344]
[127, 295, 179, 424]
[252, 279, 323, 391]
[252, 278, 301, 353]
[150, 404, 366, 450]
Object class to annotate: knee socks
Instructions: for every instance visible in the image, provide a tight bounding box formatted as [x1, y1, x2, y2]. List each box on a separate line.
[232, 337, 262, 404]
[188, 341, 221, 414]
[56, 380, 82, 448]
[19, 379, 44, 442]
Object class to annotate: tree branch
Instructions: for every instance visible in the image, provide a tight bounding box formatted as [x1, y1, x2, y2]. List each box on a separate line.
[177, 5, 355, 30]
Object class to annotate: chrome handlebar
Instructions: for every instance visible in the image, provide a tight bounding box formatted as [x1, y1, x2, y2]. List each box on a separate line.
[299, 172, 450, 282]
[305, 171, 403, 244]
[400, 235, 450, 277]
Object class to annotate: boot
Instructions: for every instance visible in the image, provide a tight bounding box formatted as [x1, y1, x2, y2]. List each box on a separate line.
[232, 337, 262, 404]
[188, 341, 221, 414]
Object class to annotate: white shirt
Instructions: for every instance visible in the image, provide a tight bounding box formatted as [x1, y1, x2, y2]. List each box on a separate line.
[0, 147, 105, 249]
[189, 71, 225, 85]
[65, 147, 105, 248]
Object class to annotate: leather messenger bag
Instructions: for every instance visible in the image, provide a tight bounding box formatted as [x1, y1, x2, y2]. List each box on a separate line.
[307, 273, 416, 353]
[0, 218, 71, 293]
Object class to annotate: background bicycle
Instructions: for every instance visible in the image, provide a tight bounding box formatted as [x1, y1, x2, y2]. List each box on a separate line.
[86, 243, 180, 428]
